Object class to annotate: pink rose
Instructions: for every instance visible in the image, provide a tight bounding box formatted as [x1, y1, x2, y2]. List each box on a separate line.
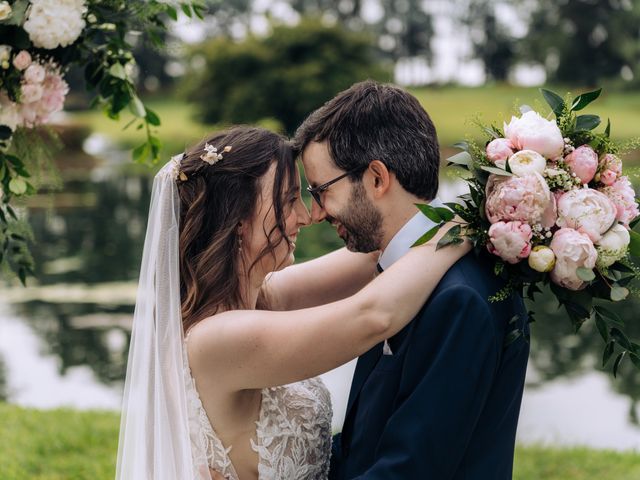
[600, 169, 617, 186]
[487, 221, 532, 264]
[24, 64, 45, 84]
[600, 153, 622, 176]
[21, 83, 43, 103]
[564, 145, 598, 184]
[486, 138, 514, 167]
[601, 176, 639, 227]
[485, 172, 552, 225]
[598, 154, 622, 186]
[550, 228, 597, 291]
[504, 110, 565, 159]
[13, 50, 32, 71]
[556, 188, 617, 242]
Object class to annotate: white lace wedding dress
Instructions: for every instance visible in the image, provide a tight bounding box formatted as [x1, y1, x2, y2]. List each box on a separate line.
[186, 366, 333, 480]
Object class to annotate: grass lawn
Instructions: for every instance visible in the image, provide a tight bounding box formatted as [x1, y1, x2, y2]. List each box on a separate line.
[67, 85, 640, 164]
[1, 403, 639, 479]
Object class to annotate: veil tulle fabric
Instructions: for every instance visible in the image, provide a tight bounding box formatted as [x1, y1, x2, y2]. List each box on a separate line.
[116, 157, 212, 480]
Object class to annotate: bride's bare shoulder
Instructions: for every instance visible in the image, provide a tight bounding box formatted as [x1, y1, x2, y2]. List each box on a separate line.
[185, 310, 266, 371]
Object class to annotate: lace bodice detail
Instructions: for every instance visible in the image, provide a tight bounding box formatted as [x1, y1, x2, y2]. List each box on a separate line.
[186, 368, 332, 480]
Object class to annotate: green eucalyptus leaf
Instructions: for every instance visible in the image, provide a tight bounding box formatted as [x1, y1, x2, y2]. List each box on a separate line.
[129, 96, 146, 118]
[447, 151, 472, 167]
[452, 141, 470, 151]
[540, 88, 565, 117]
[166, 5, 178, 20]
[593, 305, 624, 326]
[415, 203, 442, 223]
[611, 327, 632, 350]
[610, 284, 629, 301]
[481, 166, 512, 176]
[109, 63, 128, 80]
[593, 312, 609, 342]
[613, 351, 626, 378]
[146, 108, 161, 126]
[132, 142, 151, 163]
[605, 118, 611, 138]
[412, 224, 442, 247]
[436, 224, 462, 251]
[576, 267, 596, 282]
[575, 114, 601, 132]
[571, 88, 602, 111]
[434, 206, 455, 222]
[181, 3, 193, 17]
[602, 341, 615, 367]
[8, 178, 27, 195]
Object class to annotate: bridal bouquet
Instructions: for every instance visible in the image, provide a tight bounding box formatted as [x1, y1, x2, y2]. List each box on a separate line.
[0, 0, 204, 282]
[417, 88, 640, 375]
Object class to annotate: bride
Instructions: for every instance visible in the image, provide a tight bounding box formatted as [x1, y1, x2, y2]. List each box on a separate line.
[115, 126, 469, 480]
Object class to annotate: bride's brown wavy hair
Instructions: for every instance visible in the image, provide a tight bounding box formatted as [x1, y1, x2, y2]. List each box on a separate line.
[177, 126, 297, 332]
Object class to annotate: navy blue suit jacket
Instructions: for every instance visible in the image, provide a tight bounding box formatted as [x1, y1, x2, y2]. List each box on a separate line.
[329, 252, 529, 480]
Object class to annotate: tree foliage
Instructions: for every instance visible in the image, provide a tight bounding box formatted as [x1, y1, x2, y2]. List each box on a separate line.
[186, 19, 390, 134]
[519, 0, 640, 85]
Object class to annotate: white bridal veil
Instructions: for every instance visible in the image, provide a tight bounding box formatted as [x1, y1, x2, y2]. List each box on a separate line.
[115, 157, 212, 480]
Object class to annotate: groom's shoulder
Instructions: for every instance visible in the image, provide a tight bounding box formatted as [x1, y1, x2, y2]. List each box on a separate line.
[428, 251, 511, 307]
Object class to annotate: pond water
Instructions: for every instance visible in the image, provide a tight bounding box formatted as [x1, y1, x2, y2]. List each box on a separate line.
[1, 137, 639, 451]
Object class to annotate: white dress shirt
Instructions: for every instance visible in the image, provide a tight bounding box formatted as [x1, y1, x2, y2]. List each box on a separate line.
[378, 198, 446, 354]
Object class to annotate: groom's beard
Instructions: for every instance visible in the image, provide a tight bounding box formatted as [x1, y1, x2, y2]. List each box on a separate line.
[328, 182, 383, 253]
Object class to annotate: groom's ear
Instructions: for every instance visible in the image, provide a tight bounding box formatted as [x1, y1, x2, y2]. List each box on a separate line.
[367, 160, 391, 199]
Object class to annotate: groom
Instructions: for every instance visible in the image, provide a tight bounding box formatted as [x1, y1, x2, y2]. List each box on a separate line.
[294, 80, 530, 479]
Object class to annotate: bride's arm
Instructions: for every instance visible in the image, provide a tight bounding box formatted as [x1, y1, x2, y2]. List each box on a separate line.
[188, 221, 470, 390]
[259, 247, 378, 310]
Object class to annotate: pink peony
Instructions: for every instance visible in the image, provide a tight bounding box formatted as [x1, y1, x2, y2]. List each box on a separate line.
[564, 145, 598, 184]
[18, 62, 68, 127]
[487, 221, 532, 264]
[556, 188, 617, 242]
[485, 172, 552, 226]
[550, 228, 597, 291]
[21, 83, 43, 103]
[486, 138, 514, 167]
[601, 176, 639, 227]
[24, 64, 45, 84]
[504, 110, 565, 159]
[13, 50, 32, 71]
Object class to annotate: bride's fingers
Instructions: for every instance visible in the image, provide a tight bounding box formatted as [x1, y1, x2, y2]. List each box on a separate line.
[209, 468, 226, 480]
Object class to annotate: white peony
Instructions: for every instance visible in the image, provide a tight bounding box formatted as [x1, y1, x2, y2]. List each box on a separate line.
[504, 110, 565, 160]
[23, 0, 88, 50]
[556, 188, 617, 242]
[507, 149, 547, 177]
[0, 1, 11, 21]
[595, 224, 630, 268]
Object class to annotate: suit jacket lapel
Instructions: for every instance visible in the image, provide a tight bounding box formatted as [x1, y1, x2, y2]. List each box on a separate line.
[344, 342, 383, 421]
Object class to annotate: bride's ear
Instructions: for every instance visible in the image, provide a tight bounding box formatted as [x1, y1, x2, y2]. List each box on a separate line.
[367, 160, 391, 199]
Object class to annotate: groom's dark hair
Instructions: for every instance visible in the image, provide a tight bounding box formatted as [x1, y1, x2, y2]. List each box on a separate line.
[294, 80, 440, 201]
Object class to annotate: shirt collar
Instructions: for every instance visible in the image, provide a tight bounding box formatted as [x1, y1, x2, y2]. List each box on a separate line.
[378, 198, 446, 271]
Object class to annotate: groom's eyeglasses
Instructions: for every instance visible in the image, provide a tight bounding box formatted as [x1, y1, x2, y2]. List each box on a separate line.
[307, 167, 363, 208]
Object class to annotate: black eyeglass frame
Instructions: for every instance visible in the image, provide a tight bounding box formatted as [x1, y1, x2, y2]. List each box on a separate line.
[306, 167, 364, 207]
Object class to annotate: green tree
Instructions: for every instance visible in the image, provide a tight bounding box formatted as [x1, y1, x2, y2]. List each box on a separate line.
[459, 0, 516, 82]
[518, 0, 640, 85]
[185, 19, 389, 134]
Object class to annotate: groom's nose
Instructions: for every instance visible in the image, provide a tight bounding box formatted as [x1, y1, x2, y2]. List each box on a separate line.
[310, 200, 327, 224]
